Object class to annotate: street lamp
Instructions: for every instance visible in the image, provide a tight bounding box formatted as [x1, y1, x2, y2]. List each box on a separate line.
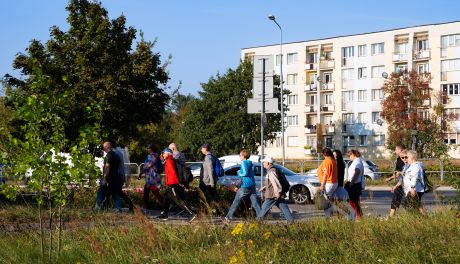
[268, 14, 285, 166]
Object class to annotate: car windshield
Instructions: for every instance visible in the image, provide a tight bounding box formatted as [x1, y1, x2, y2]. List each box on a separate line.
[224, 163, 297, 176]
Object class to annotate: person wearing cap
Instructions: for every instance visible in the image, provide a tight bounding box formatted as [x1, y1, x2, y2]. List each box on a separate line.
[257, 156, 294, 223]
[158, 147, 196, 222]
[223, 149, 261, 222]
[200, 143, 218, 205]
[138, 144, 164, 211]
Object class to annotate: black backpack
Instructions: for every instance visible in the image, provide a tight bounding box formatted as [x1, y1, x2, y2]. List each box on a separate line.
[274, 167, 291, 194]
[423, 169, 433, 193]
[174, 161, 193, 185]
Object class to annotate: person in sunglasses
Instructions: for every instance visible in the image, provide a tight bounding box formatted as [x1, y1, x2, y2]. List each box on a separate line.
[390, 149, 410, 217]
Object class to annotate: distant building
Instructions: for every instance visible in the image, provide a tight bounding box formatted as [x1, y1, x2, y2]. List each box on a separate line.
[242, 21, 460, 159]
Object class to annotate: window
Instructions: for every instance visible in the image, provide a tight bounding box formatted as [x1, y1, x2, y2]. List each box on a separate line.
[275, 137, 281, 148]
[358, 67, 367, 79]
[445, 108, 460, 120]
[308, 73, 318, 84]
[306, 136, 317, 148]
[441, 34, 460, 48]
[287, 53, 298, 65]
[396, 43, 408, 54]
[343, 113, 354, 124]
[287, 115, 298, 126]
[372, 89, 384, 100]
[323, 115, 333, 125]
[323, 51, 333, 60]
[417, 39, 429, 51]
[441, 59, 460, 72]
[371, 43, 384, 55]
[276, 54, 282, 66]
[306, 52, 318, 63]
[323, 72, 332, 83]
[358, 45, 367, 57]
[371, 66, 384, 78]
[307, 115, 317, 126]
[372, 135, 385, 146]
[357, 112, 366, 123]
[343, 136, 356, 146]
[287, 73, 298, 85]
[307, 95, 317, 105]
[287, 136, 299, 147]
[395, 64, 408, 73]
[325, 94, 333, 105]
[358, 135, 368, 146]
[342, 91, 354, 103]
[372, 112, 381, 123]
[358, 90, 367, 101]
[342, 69, 355, 81]
[442, 83, 460, 95]
[419, 110, 429, 120]
[417, 63, 429, 74]
[287, 94, 298, 105]
[342, 46, 355, 58]
[444, 134, 458, 144]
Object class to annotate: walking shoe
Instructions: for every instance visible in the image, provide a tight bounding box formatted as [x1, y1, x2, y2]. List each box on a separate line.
[221, 216, 230, 224]
[157, 214, 169, 221]
[188, 213, 197, 223]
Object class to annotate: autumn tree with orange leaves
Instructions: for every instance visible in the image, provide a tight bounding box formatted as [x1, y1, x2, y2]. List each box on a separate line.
[381, 69, 455, 158]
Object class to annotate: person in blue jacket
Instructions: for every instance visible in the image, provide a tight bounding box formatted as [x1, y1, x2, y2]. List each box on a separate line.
[223, 149, 261, 222]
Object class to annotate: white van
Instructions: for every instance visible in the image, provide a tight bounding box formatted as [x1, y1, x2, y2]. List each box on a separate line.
[218, 155, 261, 169]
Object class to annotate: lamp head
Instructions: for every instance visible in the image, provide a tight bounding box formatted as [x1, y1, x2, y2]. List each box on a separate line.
[268, 14, 276, 21]
[382, 72, 388, 79]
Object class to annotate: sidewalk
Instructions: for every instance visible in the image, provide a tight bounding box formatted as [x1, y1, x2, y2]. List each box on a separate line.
[366, 185, 456, 191]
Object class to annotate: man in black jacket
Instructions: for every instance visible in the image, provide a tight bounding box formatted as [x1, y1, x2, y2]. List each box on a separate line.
[385, 145, 406, 217]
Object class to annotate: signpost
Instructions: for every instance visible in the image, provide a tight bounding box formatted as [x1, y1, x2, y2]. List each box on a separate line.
[248, 55, 277, 195]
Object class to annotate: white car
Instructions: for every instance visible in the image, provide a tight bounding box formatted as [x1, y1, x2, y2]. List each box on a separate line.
[218, 162, 320, 204]
[218, 155, 260, 169]
[307, 158, 381, 181]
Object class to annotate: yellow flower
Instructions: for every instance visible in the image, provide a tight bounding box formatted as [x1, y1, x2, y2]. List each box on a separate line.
[231, 223, 244, 236]
[229, 256, 238, 264]
[248, 223, 257, 231]
[263, 231, 272, 240]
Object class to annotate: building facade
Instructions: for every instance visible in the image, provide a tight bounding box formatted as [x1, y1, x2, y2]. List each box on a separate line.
[242, 21, 460, 159]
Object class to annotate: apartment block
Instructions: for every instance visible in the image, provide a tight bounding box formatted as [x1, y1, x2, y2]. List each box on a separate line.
[242, 21, 460, 159]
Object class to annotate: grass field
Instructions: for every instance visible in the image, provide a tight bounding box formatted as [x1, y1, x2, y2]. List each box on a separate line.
[1, 210, 459, 263]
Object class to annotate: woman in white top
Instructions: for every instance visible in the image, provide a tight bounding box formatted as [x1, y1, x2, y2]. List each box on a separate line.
[401, 150, 425, 213]
[345, 149, 364, 219]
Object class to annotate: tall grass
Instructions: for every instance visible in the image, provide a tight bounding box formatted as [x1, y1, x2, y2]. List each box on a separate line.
[1, 210, 459, 263]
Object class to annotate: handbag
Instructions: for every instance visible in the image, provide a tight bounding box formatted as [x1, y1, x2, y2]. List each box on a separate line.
[314, 192, 330, 210]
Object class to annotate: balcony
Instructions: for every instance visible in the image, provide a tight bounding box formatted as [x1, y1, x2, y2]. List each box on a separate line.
[320, 105, 335, 112]
[413, 49, 431, 60]
[320, 59, 335, 69]
[305, 62, 318, 71]
[392, 52, 409, 62]
[304, 125, 316, 134]
[305, 105, 317, 113]
[305, 83, 317, 91]
[321, 82, 335, 90]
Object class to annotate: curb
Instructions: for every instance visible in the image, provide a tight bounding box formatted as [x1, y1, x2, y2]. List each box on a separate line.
[366, 186, 456, 191]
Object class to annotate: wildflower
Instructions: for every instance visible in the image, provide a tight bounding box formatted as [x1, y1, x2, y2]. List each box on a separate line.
[229, 256, 238, 264]
[231, 223, 244, 236]
[263, 231, 272, 240]
[248, 223, 257, 231]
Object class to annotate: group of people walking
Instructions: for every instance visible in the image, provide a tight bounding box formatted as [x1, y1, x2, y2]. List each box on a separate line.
[96, 140, 428, 223]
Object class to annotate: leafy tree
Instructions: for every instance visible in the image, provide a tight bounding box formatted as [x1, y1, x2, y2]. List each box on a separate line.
[381, 70, 455, 158]
[4, 0, 169, 145]
[177, 60, 286, 159]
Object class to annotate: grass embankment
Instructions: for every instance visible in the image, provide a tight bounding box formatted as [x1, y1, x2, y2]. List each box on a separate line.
[0, 211, 459, 263]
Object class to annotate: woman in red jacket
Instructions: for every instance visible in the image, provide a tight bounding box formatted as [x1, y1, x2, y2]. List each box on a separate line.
[158, 148, 196, 222]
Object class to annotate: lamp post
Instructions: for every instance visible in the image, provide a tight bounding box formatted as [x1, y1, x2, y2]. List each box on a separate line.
[268, 14, 285, 165]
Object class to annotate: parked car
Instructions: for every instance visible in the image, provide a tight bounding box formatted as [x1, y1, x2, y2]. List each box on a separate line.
[218, 162, 320, 204]
[307, 158, 381, 181]
[219, 155, 260, 169]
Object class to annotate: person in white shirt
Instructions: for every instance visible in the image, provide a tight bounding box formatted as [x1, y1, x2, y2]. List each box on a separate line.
[395, 150, 425, 214]
[345, 149, 364, 219]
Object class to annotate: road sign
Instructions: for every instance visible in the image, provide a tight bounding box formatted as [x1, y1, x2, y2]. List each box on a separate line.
[253, 77, 274, 99]
[247, 98, 279, 114]
[253, 55, 273, 78]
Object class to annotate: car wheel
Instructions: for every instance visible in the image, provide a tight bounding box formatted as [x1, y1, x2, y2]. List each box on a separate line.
[364, 175, 372, 181]
[289, 185, 311, 204]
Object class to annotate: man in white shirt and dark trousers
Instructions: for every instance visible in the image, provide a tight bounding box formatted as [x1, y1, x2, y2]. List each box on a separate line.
[257, 156, 293, 223]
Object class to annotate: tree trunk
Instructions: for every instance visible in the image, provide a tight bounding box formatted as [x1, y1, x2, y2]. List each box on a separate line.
[48, 193, 53, 259]
[38, 201, 44, 258]
[58, 205, 62, 257]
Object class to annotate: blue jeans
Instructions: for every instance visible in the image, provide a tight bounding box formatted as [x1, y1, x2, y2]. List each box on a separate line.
[96, 185, 121, 211]
[226, 187, 261, 220]
[257, 198, 294, 223]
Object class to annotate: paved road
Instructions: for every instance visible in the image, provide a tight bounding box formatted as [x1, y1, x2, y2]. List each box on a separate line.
[141, 186, 458, 224]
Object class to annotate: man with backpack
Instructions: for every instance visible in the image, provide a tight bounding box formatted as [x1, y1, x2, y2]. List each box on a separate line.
[138, 144, 164, 211]
[199, 143, 220, 205]
[257, 156, 294, 223]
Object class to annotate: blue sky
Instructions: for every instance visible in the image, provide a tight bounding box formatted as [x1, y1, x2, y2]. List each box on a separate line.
[1, 0, 459, 96]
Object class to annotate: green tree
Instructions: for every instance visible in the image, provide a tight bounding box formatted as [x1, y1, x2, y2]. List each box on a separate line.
[4, 0, 169, 145]
[381, 70, 455, 158]
[177, 60, 286, 159]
